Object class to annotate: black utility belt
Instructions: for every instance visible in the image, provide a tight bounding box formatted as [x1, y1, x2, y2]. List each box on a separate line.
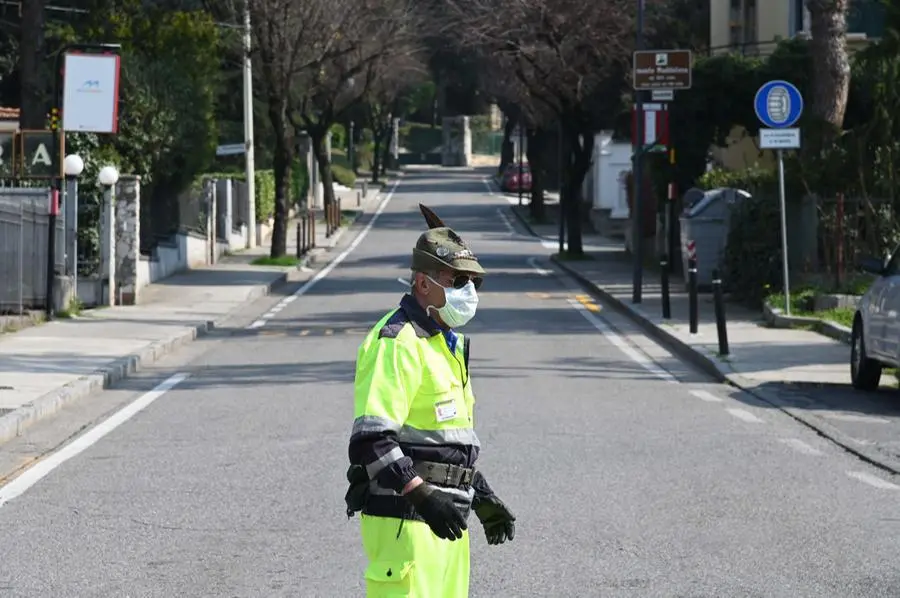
[413, 460, 475, 488]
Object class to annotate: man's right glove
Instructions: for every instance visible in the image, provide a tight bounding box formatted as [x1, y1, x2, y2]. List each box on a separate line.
[404, 483, 467, 541]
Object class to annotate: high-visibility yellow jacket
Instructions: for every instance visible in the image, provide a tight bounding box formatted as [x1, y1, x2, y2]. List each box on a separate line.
[349, 294, 480, 519]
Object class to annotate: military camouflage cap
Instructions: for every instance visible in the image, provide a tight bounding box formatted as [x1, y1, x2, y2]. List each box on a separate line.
[412, 226, 485, 275]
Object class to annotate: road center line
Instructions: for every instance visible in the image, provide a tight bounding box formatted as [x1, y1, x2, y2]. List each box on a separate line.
[847, 470, 900, 490]
[726, 408, 763, 423]
[567, 298, 678, 384]
[0, 372, 190, 508]
[690, 389, 723, 403]
[527, 257, 551, 276]
[246, 177, 402, 329]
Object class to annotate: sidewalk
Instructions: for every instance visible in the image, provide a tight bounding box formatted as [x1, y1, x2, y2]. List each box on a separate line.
[0, 183, 388, 445]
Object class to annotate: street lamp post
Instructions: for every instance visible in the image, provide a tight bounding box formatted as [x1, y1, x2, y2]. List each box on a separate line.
[63, 153, 84, 296]
[98, 165, 119, 307]
[47, 42, 121, 318]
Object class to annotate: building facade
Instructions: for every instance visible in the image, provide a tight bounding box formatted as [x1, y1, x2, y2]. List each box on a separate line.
[710, 0, 885, 55]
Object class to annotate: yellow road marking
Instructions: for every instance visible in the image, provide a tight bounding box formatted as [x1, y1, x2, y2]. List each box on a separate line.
[299, 329, 310, 336]
[575, 294, 601, 312]
[526, 292, 551, 299]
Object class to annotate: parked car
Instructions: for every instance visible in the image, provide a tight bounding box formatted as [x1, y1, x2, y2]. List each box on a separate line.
[501, 162, 532, 193]
[851, 248, 900, 390]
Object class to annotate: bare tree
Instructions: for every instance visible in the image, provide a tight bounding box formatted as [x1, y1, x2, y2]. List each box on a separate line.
[362, 51, 429, 183]
[287, 0, 424, 211]
[446, 0, 633, 255]
[246, 0, 346, 257]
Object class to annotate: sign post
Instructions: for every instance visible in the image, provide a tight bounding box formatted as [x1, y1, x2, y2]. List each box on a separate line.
[754, 79, 803, 316]
[631, 49, 692, 304]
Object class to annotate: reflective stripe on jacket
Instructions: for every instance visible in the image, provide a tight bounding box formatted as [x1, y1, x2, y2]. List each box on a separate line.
[348, 294, 479, 519]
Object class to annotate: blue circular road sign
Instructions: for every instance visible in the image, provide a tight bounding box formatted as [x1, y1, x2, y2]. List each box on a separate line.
[754, 80, 804, 128]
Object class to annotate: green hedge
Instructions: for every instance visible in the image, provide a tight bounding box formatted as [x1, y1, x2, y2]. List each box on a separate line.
[399, 122, 442, 154]
[700, 166, 782, 307]
[198, 157, 311, 222]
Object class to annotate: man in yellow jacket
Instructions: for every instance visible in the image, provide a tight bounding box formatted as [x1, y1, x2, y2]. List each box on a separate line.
[346, 210, 516, 597]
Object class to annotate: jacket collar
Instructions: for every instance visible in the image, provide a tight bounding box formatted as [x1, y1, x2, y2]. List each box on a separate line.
[400, 293, 442, 337]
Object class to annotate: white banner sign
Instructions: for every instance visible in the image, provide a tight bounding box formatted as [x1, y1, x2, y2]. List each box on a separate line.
[62, 53, 121, 134]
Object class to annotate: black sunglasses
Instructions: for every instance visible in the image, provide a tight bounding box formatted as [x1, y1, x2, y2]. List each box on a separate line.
[451, 274, 483, 290]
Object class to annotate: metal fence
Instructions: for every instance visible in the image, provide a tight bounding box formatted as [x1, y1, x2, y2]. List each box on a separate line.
[0, 188, 65, 313]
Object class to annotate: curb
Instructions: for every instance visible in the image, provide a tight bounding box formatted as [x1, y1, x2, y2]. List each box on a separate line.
[0, 265, 297, 447]
[509, 205, 900, 476]
[762, 303, 852, 344]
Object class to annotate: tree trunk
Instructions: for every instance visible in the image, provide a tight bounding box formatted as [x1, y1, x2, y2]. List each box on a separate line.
[19, 0, 46, 129]
[312, 129, 337, 211]
[371, 122, 387, 184]
[562, 130, 595, 257]
[806, 0, 851, 137]
[499, 116, 516, 176]
[267, 102, 291, 258]
[526, 128, 546, 222]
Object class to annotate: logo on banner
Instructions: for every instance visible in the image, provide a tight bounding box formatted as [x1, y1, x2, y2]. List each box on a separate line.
[78, 80, 102, 93]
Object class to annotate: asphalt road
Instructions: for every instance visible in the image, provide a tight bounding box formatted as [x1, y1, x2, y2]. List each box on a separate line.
[2, 167, 900, 597]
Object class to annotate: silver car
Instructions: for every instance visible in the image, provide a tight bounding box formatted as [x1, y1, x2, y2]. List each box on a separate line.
[851, 249, 900, 390]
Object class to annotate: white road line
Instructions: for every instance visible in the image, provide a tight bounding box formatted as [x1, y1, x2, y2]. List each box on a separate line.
[819, 412, 891, 424]
[397, 277, 411, 287]
[847, 470, 900, 490]
[690, 389, 723, 403]
[0, 372, 190, 508]
[245, 178, 402, 329]
[482, 178, 495, 195]
[726, 408, 763, 423]
[527, 257, 551, 276]
[497, 208, 516, 234]
[779, 438, 823, 456]
[568, 298, 678, 384]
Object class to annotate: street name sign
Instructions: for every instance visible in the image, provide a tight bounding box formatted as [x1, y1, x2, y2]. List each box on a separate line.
[633, 50, 692, 91]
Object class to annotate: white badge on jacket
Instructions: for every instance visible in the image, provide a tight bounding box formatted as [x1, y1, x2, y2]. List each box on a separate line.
[434, 399, 458, 422]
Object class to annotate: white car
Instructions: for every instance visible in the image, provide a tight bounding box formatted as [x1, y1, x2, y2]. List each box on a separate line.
[851, 250, 900, 390]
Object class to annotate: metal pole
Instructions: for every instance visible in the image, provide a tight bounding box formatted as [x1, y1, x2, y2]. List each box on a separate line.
[557, 120, 565, 255]
[688, 256, 698, 334]
[777, 149, 791, 315]
[631, 0, 645, 304]
[661, 256, 671, 319]
[712, 268, 730, 356]
[518, 123, 524, 207]
[243, 0, 257, 248]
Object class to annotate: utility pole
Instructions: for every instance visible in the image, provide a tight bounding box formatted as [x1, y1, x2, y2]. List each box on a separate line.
[632, 0, 646, 304]
[243, 0, 257, 248]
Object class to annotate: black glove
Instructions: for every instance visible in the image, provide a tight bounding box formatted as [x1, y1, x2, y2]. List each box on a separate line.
[405, 483, 467, 541]
[472, 472, 515, 545]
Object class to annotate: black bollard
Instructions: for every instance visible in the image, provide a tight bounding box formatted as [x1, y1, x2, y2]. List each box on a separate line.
[688, 256, 698, 334]
[661, 254, 671, 319]
[296, 220, 301, 258]
[712, 268, 730, 356]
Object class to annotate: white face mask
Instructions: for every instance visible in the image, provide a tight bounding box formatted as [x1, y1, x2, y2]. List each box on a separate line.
[427, 277, 478, 328]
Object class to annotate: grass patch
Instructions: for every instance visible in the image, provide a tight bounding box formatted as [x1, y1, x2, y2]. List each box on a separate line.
[56, 298, 84, 319]
[766, 289, 855, 328]
[251, 255, 300, 267]
[552, 250, 594, 262]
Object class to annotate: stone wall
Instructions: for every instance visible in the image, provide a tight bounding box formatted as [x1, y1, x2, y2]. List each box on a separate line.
[442, 116, 472, 167]
[114, 175, 141, 305]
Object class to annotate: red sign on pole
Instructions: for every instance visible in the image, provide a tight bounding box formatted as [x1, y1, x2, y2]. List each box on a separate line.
[686, 239, 696, 261]
[632, 104, 669, 148]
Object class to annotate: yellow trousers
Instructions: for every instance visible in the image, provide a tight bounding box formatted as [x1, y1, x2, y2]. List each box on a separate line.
[361, 514, 470, 597]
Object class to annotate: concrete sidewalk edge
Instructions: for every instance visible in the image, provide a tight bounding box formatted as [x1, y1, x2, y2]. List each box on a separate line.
[507, 204, 900, 476]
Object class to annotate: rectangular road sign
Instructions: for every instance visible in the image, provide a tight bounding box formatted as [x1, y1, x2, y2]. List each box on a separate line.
[633, 50, 692, 91]
[759, 128, 801, 149]
[651, 89, 675, 101]
[216, 143, 245, 156]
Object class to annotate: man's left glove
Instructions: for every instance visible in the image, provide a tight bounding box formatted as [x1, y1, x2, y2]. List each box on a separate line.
[471, 471, 516, 545]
